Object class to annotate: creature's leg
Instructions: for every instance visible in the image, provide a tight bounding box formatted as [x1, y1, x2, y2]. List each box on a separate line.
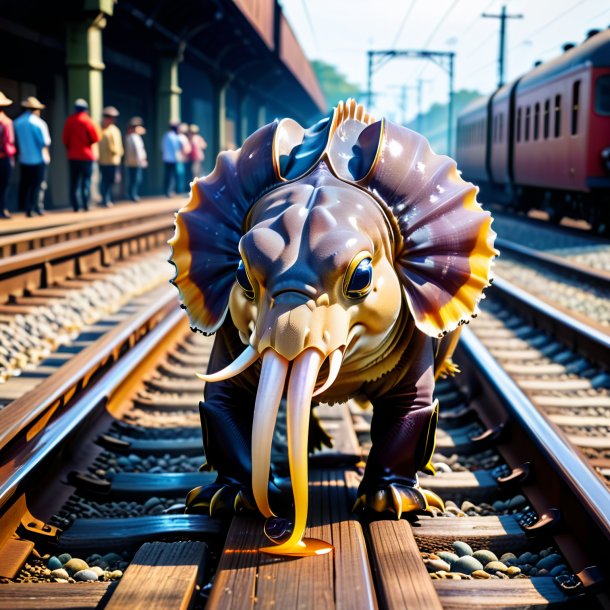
[356, 334, 443, 517]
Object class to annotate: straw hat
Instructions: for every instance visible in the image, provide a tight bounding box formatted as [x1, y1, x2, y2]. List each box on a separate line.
[74, 98, 89, 110]
[21, 96, 45, 110]
[128, 116, 144, 127]
[0, 91, 13, 107]
[103, 106, 119, 117]
[189, 124, 200, 134]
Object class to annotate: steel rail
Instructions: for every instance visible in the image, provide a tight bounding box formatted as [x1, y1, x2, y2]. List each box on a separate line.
[0, 302, 184, 510]
[460, 327, 610, 540]
[491, 276, 610, 367]
[0, 286, 177, 455]
[0, 200, 179, 256]
[496, 237, 610, 287]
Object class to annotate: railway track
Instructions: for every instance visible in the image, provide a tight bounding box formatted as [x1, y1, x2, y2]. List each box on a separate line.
[0, 208, 608, 608]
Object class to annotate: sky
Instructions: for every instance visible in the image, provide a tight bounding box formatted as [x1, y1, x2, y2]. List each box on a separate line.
[280, 0, 610, 122]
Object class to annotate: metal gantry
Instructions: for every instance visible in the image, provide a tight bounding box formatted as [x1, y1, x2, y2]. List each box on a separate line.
[366, 49, 455, 154]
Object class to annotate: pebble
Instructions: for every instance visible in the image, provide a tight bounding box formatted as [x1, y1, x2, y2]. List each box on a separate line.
[57, 553, 71, 564]
[485, 561, 508, 573]
[500, 553, 517, 563]
[452, 541, 473, 557]
[143, 496, 162, 511]
[63, 558, 89, 574]
[50, 568, 69, 580]
[74, 569, 98, 582]
[89, 566, 105, 577]
[451, 556, 483, 575]
[518, 552, 534, 564]
[550, 564, 568, 576]
[472, 550, 497, 565]
[492, 500, 506, 511]
[434, 462, 452, 473]
[47, 556, 63, 570]
[102, 552, 124, 565]
[536, 554, 562, 570]
[471, 569, 491, 579]
[506, 566, 522, 576]
[437, 552, 459, 566]
[427, 559, 451, 572]
[460, 501, 477, 513]
[507, 495, 527, 509]
[107, 569, 123, 579]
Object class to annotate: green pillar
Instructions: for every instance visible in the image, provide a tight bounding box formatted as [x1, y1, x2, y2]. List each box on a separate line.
[154, 54, 183, 192]
[65, 5, 112, 124]
[257, 105, 267, 129]
[212, 79, 229, 157]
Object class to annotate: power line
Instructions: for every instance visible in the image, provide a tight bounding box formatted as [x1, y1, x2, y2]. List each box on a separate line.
[300, 0, 320, 54]
[390, 0, 418, 49]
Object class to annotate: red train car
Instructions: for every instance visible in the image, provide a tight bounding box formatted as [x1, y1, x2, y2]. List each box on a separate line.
[456, 28, 610, 230]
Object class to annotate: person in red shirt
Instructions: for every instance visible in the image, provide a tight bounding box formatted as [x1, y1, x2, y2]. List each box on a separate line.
[0, 91, 16, 219]
[62, 99, 100, 211]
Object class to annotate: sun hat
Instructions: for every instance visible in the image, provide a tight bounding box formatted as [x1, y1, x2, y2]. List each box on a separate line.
[103, 106, 119, 117]
[0, 91, 13, 107]
[21, 96, 46, 110]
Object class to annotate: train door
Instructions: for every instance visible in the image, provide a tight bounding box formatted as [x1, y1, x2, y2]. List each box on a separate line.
[567, 72, 588, 191]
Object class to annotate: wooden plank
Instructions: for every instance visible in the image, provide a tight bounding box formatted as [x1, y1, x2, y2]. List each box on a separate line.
[535, 395, 610, 408]
[0, 582, 114, 609]
[519, 379, 593, 391]
[433, 577, 567, 609]
[412, 516, 528, 554]
[569, 435, 610, 449]
[207, 469, 377, 610]
[367, 519, 443, 610]
[105, 541, 206, 610]
[419, 470, 498, 501]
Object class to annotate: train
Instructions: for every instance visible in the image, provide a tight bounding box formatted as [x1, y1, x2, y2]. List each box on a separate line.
[456, 28, 610, 232]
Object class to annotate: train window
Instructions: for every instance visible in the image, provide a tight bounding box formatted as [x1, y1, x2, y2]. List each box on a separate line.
[596, 75, 610, 115]
[544, 99, 550, 139]
[572, 80, 580, 134]
[534, 103, 540, 140]
[554, 94, 561, 137]
[516, 107, 522, 142]
[525, 106, 530, 141]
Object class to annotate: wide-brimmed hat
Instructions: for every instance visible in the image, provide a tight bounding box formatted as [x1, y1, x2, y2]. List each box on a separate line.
[189, 124, 200, 134]
[21, 96, 45, 110]
[0, 91, 13, 107]
[103, 105, 119, 118]
[74, 98, 89, 110]
[128, 116, 144, 127]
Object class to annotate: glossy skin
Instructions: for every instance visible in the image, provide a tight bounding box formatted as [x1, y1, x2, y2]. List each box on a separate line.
[171, 101, 496, 554]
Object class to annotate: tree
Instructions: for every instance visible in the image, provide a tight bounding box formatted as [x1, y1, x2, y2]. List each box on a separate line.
[312, 60, 362, 108]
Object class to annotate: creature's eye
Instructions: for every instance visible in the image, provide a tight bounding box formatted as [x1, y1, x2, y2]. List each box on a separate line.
[236, 260, 255, 300]
[344, 254, 373, 299]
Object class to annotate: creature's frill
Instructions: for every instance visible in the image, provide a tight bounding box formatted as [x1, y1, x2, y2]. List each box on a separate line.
[168, 121, 281, 334]
[353, 121, 498, 337]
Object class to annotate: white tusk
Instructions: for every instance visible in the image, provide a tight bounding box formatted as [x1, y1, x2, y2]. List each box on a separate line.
[268, 348, 322, 552]
[251, 350, 289, 518]
[312, 349, 343, 397]
[196, 345, 259, 383]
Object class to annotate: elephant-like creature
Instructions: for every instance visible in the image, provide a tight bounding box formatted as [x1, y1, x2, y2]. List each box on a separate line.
[169, 100, 497, 556]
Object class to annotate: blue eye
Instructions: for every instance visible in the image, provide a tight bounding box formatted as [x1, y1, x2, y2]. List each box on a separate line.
[345, 257, 373, 299]
[236, 260, 255, 300]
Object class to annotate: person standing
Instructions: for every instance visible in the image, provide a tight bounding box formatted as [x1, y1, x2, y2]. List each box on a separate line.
[14, 96, 51, 216]
[187, 124, 207, 185]
[98, 106, 123, 207]
[162, 121, 182, 197]
[62, 99, 100, 211]
[0, 91, 16, 219]
[124, 116, 147, 202]
[176, 123, 191, 193]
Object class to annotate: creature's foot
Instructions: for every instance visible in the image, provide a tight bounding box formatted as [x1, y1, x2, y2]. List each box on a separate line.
[353, 484, 445, 519]
[185, 480, 256, 517]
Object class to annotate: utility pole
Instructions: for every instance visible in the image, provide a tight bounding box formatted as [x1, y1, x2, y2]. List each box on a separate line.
[482, 5, 523, 88]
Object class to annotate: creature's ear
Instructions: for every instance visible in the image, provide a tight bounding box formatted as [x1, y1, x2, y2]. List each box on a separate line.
[354, 121, 498, 337]
[168, 122, 283, 334]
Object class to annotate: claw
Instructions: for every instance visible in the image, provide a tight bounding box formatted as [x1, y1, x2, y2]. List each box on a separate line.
[352, 485, 429, 518]
[420, 487, 445, 511]
[352, 494, 365, 512]
[185, 485, 210, 514]
[234, 490, 256, 514]
[209, 487, 228, 517]
[389, 484, 403, 519]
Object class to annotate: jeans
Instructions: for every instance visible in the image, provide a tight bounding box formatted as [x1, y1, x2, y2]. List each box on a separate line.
[99, 164, 118, 206]
[127, 166, 143, 201]
[163, 162, 178, 197]
[69, 159, 93, 211]
[0, 157, 12, 212]
[18, 162, 45, 214]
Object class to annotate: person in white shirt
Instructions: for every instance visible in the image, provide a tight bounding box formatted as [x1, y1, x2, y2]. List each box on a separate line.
[124, 116, 148, 202]
[14, 96, 51, 216]
[162, 121, 182, 197]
